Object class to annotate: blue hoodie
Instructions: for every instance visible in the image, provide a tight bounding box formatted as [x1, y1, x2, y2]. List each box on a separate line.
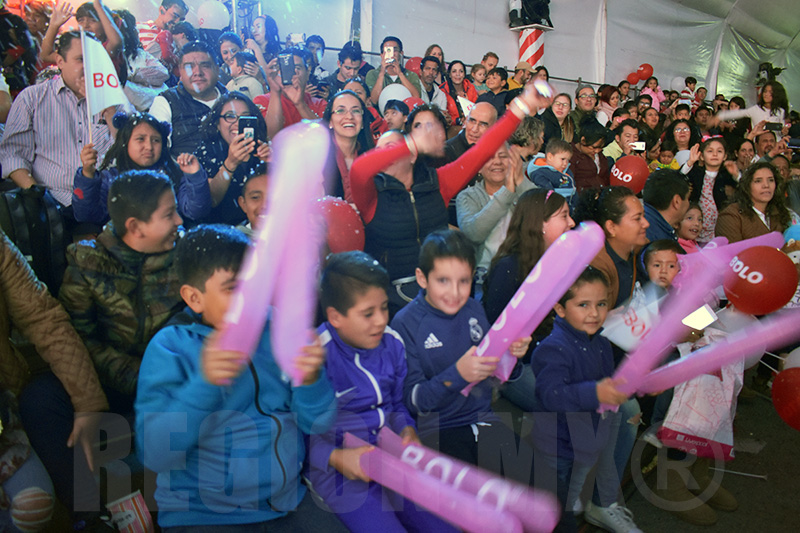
[135, 310, 336, 528]
[527, 154, 576, 199]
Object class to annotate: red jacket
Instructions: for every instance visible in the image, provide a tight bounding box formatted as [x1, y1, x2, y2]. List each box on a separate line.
[440, 79, 479, 124]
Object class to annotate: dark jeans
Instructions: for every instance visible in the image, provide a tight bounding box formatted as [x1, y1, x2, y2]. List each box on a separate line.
[162, 491, 348, 533]
[18, 372, 101, 514]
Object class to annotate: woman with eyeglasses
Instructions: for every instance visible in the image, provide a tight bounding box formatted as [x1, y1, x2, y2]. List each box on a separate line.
[662, 118, 701, 167]
[541, 92, 575, 146]
[322, 90, 374, 202]
[570, 118, 610, 192]
[343, 77, 387, 142]
[195, 92, 271, 225]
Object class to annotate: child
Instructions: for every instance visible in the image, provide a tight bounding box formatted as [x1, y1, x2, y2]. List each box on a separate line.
[649, 140, 680, 171]
[528, 139, 576, 199]
[531, 267, 639, 533]
[470, 63, 488, 94]
[677, 203, 703, 253]
[679, 76, 697, 108]
[60, 170, 184, 402]
[236, 170, 268, 236]
[135, 224, 340, 530]
[643, 239, 683, 292]
[390, 230, 533, 477]
[382, 99, 410, 131]
[681, 137, 738, 243]
[225, 50, 265, 97]
[308, 251, 457, 532]
[640, 76, 666, 111]
[73, 113, 212, 225]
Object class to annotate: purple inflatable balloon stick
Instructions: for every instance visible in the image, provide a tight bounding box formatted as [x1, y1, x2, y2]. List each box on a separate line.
[216, 122, 330, 385]
[637, 310, 800, 394]
[378, 428, 560, 533]
[343, 433, 524, 533]
[462, 222, 605, 396]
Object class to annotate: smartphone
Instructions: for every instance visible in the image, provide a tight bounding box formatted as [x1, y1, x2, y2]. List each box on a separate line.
[383, 46, 395, 64]
[787, 137, 800, 149]
[631, 141, 646, 152]
[765, 122, 783, 131]
[278, 54, 295, 85]
[238, 116, 259, 143]
[288, 32, 305, 46]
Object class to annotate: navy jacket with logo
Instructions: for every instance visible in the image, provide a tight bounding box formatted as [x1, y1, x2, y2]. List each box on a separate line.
[391, 291, 510, 436]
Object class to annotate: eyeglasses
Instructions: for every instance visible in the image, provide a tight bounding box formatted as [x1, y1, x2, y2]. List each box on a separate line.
[221, 112, 246, 123]
[553, 102, 570, 108]
[674, 127, 691, 133]
[578, 94, 597, 100]
[332, 107, 364, 116]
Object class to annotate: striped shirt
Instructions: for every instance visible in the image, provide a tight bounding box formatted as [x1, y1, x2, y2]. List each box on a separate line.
[0, 76, 113, 206]
[137, 21, 161, 58]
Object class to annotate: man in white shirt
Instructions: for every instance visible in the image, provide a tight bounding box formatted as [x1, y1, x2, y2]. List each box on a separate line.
[419, 56, 451, 125]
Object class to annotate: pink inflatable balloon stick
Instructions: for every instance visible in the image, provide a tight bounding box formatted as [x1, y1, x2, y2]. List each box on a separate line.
[638, 310, 800, 394]
[217, 122, 330, 385]
[378, 428, 560, 533]
[462, 222, 605, 395]
[343, 433, 524, 533]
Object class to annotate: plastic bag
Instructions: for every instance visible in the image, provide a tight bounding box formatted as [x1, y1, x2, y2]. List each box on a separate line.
[601, 282, 662, 352]
[657, 329, 743, 461]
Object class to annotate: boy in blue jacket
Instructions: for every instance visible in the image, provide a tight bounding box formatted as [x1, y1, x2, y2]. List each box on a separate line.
[527, 139, 576, 200]
[390, 229, 532, 480]
[531, 267, 639, 533]
[309, 251, 457, 532]
[135, 225, 341, 532]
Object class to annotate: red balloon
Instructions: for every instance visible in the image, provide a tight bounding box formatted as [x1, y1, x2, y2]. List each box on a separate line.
[405, 56, 422, 76]
[773, 368, 800, 431]
[313, 196, 365, 253]
[626, 72, 639, 85]
[723, 246, 799, 315]
[403, 97, 425, 111]
[637, 63, 654, 81]
[610, 155, 649, 194]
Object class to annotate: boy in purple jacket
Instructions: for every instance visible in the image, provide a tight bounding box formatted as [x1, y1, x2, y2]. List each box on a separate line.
[309, 251, 457, 532]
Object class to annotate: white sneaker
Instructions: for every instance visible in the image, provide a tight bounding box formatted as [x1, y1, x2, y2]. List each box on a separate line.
[584, 502, 643, 533]
[639, 423, 663, 448]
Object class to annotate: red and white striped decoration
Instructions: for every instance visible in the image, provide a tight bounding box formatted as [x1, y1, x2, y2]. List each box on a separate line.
[519, 28, 545, 66]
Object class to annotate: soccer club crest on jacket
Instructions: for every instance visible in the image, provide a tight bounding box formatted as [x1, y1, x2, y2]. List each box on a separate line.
[469, 317, 484, 343]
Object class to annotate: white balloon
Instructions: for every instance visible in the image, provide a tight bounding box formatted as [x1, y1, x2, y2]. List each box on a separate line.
[784, 347, 800, 370]
[196, 1, 230, 30]
[378, 84, 413, 115]
[711, 307, 764, 369]
[670, 76, 686, 92]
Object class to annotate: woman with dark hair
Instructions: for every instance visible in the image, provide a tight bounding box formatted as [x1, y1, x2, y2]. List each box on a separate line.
[714, 81, 789, 133]
[719, 95, 751, 141]
[245, 14, 281, 75]
[322, 89, 373, 202]
[541, 92, 575, 146]
[533, 65, 549, 82]
[343, 76, 385, 142]
[570, 118, 610, 191]
[350, 85, 551, 313]
[217, 31, 243, 83]
[639, 106, 662, 141]
[617, 80, 632, 106]
[195, 91, 271, 225]
[114, 9, 169, 111]
[596, 85, 620, 127]
[733, 137, 756, 173]
[440, 60, 478, 126]
[716, 161, 794, 242]
[482, 188, 574, 410]
[662, 118, 701, 166]
[72, 113, 210, 224]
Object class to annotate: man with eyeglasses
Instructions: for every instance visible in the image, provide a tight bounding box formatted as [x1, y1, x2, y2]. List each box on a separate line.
[254, 46, 327, 138]
[569, 83, 598, 139]
[150, 41, 227, 158]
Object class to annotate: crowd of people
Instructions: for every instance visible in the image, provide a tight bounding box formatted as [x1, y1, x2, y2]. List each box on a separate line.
[0, 1, 798, 532]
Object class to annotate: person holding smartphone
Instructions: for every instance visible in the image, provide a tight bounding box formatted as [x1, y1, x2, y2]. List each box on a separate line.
[365, 36, 422, 106]
[253, 47, 327, 138]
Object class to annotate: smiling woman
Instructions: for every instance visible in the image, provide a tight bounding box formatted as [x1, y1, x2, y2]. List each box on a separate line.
[323, 90, 373, 202]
